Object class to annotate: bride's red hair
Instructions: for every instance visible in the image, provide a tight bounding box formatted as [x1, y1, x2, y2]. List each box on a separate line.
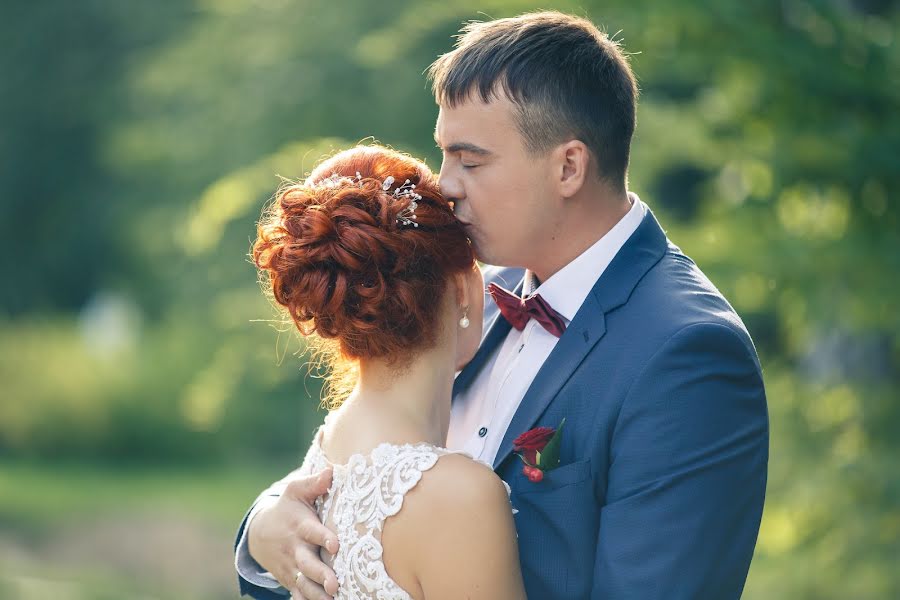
[252, 145, 474, 379]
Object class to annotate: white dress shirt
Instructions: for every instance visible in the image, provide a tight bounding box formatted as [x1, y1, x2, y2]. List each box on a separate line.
[446, 194, 646, 465]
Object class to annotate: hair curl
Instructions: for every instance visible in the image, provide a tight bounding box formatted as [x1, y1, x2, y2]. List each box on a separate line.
[252, 145, 474, 404]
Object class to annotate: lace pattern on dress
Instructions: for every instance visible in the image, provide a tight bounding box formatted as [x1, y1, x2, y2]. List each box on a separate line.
[299, 428, 514, 599]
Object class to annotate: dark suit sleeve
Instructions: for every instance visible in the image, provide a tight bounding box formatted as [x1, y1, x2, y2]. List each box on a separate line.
[592, 322, 769, 599]
[234, 471, 299, 598]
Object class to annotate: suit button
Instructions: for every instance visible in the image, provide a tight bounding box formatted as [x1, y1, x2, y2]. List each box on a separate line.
[478, 427, 488, 437]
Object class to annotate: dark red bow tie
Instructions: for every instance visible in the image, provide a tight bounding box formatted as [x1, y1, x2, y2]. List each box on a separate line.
[488, 283, 567, 338]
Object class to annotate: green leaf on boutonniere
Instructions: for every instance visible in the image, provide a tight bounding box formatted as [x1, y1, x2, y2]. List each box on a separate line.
[537, 418, 566, 471]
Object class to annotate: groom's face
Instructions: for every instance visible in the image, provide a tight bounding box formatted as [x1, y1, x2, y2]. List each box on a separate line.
[435, 94, 556, 268]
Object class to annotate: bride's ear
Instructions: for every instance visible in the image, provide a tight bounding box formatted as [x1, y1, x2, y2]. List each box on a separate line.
[452, 271, 469, 307]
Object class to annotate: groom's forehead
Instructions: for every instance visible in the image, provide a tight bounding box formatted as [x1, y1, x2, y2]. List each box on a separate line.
[435, 96, 516, 140]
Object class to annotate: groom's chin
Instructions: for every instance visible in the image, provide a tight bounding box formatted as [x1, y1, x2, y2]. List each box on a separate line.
[469, 240, 516, 270]
[469, 242, 488, 264]
[468, 237, 496, 266]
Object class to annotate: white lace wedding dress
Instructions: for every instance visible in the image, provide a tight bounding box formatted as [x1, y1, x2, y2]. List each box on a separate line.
[297, 425, 514, 600]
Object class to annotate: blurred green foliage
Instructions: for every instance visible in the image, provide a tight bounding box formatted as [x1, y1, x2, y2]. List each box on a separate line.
[1, 0, 898, 597]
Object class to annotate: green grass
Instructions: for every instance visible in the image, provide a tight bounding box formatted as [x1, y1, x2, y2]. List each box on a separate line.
[0, 459, 289, 534]
[0, 459, 295, 599]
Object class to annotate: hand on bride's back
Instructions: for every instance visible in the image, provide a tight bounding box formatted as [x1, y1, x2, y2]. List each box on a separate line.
[248, 467, 340, 600]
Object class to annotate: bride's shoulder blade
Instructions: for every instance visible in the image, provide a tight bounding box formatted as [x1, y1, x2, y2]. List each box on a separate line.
[383, 452, 526, 599]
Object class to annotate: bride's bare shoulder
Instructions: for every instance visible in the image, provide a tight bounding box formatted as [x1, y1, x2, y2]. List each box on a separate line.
[387, 451, 513, 542]
[388, 451, 512, 525]
[422, 452, 509, 501]
[384, 452, 524, 599]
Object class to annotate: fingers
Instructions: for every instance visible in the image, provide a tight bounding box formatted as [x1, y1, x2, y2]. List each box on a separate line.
[294, 570, 333, 600]
[285, 467, 333, 504]
[295, 544, 338, 595]
[279, 467, 338, 600]
[289, 581, 307, 600]
[297, 515, 339, 556]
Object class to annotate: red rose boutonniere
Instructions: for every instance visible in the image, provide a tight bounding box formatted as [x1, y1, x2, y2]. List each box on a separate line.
[513, 418, 566, 483]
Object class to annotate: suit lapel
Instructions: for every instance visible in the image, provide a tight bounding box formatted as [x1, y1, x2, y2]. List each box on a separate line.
[493, 294, 607, 469]
[492, 206, 670, 469]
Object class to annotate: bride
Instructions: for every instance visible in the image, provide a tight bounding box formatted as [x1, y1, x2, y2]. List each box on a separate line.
[249, 144, 526, 599]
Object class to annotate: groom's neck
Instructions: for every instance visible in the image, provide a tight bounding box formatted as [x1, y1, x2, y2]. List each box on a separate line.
[529, 188, 632, 283]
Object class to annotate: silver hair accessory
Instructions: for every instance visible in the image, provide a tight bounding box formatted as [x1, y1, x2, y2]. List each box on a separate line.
[382, 176, 420, 228]
[321, 172, 363, 188]
[320, 172, 420, 228]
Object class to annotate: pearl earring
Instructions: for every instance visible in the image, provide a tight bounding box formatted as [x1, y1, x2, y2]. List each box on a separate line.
[459, 306, 470, 329]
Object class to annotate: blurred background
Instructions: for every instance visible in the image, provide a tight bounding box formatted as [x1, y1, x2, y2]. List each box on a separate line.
[1, 0, 897, 598]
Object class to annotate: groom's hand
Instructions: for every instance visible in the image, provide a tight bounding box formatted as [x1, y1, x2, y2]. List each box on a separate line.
[247, 467, 340, 600]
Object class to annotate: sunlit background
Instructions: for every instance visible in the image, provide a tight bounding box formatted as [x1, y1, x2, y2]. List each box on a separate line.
[1, 1, 898, 598]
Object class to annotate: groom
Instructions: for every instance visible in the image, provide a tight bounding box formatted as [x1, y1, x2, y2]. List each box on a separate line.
[235, 11, 768, 599]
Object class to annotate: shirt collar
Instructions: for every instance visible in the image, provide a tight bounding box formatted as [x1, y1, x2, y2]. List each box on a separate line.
[524, 192, 646, 323]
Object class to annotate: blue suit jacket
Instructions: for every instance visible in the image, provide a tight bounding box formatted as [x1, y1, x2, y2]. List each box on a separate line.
[235, 206, 769, 599]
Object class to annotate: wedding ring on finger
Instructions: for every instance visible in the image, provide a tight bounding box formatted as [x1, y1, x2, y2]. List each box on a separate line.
[295, 570, 304, 587]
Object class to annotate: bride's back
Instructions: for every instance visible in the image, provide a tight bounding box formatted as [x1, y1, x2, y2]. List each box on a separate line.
[302, 424, 522, 600]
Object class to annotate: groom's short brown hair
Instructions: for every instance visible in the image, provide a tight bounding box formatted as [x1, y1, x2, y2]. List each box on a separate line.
[428, 11, 638, 191]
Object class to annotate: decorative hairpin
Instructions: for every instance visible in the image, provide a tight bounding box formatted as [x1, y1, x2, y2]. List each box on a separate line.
[382, 176, 420, 228]
[320, 172, 420, 228]
[321, 172, 360, 188]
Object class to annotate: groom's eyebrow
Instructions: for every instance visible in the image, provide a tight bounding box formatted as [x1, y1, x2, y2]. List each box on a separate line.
[434, 131, 491, 156]
[446, 142, 493, 156]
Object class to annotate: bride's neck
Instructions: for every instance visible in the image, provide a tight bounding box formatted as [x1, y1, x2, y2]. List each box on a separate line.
[332, 345, 456, 449]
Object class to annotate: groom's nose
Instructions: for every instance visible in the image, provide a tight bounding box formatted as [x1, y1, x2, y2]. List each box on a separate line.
[438, 167, 464, 209]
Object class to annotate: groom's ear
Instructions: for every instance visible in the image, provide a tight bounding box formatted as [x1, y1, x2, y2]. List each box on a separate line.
[555, 140, 590, 199]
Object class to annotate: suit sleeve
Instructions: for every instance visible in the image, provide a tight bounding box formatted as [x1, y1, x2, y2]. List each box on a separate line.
[592, 322, 769, 599]
[233, 468, 303, 598]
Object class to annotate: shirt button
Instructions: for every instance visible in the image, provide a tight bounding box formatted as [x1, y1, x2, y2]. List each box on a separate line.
[478, 427, 488, 438]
